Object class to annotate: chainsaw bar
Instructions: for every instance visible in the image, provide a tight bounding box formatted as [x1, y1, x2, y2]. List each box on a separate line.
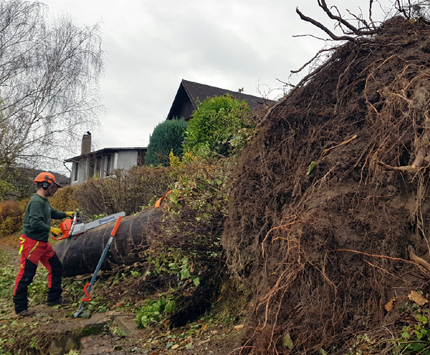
[69, 211, 126, 236]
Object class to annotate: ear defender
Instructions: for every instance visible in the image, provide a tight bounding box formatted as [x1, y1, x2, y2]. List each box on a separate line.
[42, 175, 50, 190]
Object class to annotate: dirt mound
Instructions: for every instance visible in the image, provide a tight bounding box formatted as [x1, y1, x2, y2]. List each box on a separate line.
[222, 17, 430, 354]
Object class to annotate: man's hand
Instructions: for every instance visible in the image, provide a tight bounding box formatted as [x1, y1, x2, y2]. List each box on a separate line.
[65, 212, 75, 217]
[50, 227, 61, 236]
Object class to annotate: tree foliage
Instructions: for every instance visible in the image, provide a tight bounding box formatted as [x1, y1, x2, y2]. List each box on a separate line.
[0, 0, 103, 169]
[145, 118, 188, 166]
[183, 94, 252, 157]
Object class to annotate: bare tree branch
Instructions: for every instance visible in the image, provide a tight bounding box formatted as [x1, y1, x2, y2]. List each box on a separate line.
[318, 0, 359, 33]
[296, 7, 356, 41]
[290, 48, 336, 74]
[297, 0, 379, 43]
[0, 0, 103, 169]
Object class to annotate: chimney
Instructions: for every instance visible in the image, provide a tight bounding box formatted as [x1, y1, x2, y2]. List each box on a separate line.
[81, 132, 91, 155]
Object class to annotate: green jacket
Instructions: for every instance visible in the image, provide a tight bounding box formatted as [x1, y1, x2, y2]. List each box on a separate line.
[22, 193, 66, 242]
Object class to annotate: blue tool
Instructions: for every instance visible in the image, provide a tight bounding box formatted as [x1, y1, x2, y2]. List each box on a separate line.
[74, 216, 123, 317]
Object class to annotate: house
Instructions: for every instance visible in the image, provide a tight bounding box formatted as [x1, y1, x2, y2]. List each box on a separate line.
[65, 80, 272, 184]
[65, 133, 147, 185]
[166, 79, 275, 120]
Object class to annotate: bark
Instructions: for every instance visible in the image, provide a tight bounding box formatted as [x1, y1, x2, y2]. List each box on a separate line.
[54, 208, 164, 277]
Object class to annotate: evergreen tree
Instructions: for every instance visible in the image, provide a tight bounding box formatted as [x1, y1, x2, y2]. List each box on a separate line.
[145, 118, 188, 166]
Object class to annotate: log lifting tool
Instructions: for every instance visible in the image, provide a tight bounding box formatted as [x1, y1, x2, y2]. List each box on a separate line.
[74, 215, 123, 317]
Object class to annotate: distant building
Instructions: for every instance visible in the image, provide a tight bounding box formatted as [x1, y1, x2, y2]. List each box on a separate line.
[65, 80, 273, 184]
[65, 133, 147, 184]
[166, 79, 275, 120]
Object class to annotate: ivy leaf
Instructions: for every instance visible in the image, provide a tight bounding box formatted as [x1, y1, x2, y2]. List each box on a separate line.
[180, 268, 191, 280]
[193, 277, 200, 287]
[165, 301, 177, 313]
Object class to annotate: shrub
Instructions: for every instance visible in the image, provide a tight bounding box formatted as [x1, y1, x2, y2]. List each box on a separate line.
[136, 297, 177, 328]
[73, 166, 174, 216]
[49, 185, 79, 212]
[183, 94, 253, 157]
[145, 118, 188, 166]
[0, 199, 28, 237]
[0, 167, 33, 200]
[0, 179, 17, 201]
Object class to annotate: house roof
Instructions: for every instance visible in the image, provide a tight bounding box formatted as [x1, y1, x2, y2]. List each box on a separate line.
[166, 79, 276, 120]
[65, 147, 147, 162]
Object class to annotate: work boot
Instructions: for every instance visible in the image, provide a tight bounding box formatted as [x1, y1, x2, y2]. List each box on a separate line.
[16, 309, 35, 317]
[47, 297, 70, 307]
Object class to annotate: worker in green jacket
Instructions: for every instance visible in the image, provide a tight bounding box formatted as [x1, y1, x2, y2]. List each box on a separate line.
[13, 172, 75, 317]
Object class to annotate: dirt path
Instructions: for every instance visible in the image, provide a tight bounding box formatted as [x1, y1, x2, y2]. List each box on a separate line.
[0, 242, 20, 269]
[0, 240, 243, 354]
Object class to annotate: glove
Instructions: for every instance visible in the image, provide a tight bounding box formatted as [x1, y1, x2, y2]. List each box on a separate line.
[65, 212, 75, 217]
[50, 227, 61, 236]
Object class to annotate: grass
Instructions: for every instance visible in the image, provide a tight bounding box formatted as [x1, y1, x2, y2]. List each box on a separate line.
[0, 247, 53, 314]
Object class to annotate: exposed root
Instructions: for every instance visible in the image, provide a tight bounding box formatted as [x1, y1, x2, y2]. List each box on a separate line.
[408, 245, 430, 273]
[222, 17, 430, 354]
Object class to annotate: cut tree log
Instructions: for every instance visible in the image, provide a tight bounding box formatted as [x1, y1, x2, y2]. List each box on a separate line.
[54, 209, 164, 277]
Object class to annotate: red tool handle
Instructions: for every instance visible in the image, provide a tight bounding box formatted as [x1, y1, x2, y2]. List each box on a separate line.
[82, 283, 91, 302]
[52, 232, 69, 241]
[111, 216, 122, 237]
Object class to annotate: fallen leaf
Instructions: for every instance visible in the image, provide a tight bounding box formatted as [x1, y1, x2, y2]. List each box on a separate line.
[212, 330, 218, 334]
[408, 291, 428, 306]
[171, 344, 180, 350]
[234, 324, 244, 331]
[385, 298, 396, 312]
[283, 333, 294, 349]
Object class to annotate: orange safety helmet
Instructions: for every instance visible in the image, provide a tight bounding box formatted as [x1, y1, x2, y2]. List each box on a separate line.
[34, 172, 62, 190]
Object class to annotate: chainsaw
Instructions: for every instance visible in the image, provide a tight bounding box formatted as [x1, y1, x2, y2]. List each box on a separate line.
[54, 211, 126, 240]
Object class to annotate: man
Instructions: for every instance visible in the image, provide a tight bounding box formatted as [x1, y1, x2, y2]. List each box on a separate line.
[13, 172, 75, 317]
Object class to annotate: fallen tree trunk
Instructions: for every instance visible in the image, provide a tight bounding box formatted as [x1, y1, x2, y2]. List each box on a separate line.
[53, 208, 164, 277]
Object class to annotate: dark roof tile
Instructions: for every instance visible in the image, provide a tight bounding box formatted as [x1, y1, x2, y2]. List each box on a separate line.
[167, 79, 275, 120]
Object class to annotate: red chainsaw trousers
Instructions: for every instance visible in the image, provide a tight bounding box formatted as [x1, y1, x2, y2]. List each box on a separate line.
[13, 235, 62, 314]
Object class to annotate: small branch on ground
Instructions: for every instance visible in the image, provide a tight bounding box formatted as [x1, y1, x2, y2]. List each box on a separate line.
[408, 245, 430, 273]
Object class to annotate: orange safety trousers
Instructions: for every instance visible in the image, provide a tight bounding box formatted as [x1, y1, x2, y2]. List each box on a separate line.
[13, 235, 62, 314]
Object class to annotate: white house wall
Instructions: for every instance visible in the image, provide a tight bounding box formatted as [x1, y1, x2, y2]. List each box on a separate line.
[116, 150, 138, 169]
[71, 158, 90, 184]
[69, 149, 141, 184]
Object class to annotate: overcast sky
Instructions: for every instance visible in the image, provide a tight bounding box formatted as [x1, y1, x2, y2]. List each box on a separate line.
[40, 0, 392, 161]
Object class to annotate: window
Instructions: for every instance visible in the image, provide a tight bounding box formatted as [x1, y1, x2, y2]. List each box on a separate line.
[74, 162, 79, 181]
[106, 154, 112, 175]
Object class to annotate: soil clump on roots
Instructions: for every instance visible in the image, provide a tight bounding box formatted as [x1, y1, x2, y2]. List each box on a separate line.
[222, 18, 430, 354]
